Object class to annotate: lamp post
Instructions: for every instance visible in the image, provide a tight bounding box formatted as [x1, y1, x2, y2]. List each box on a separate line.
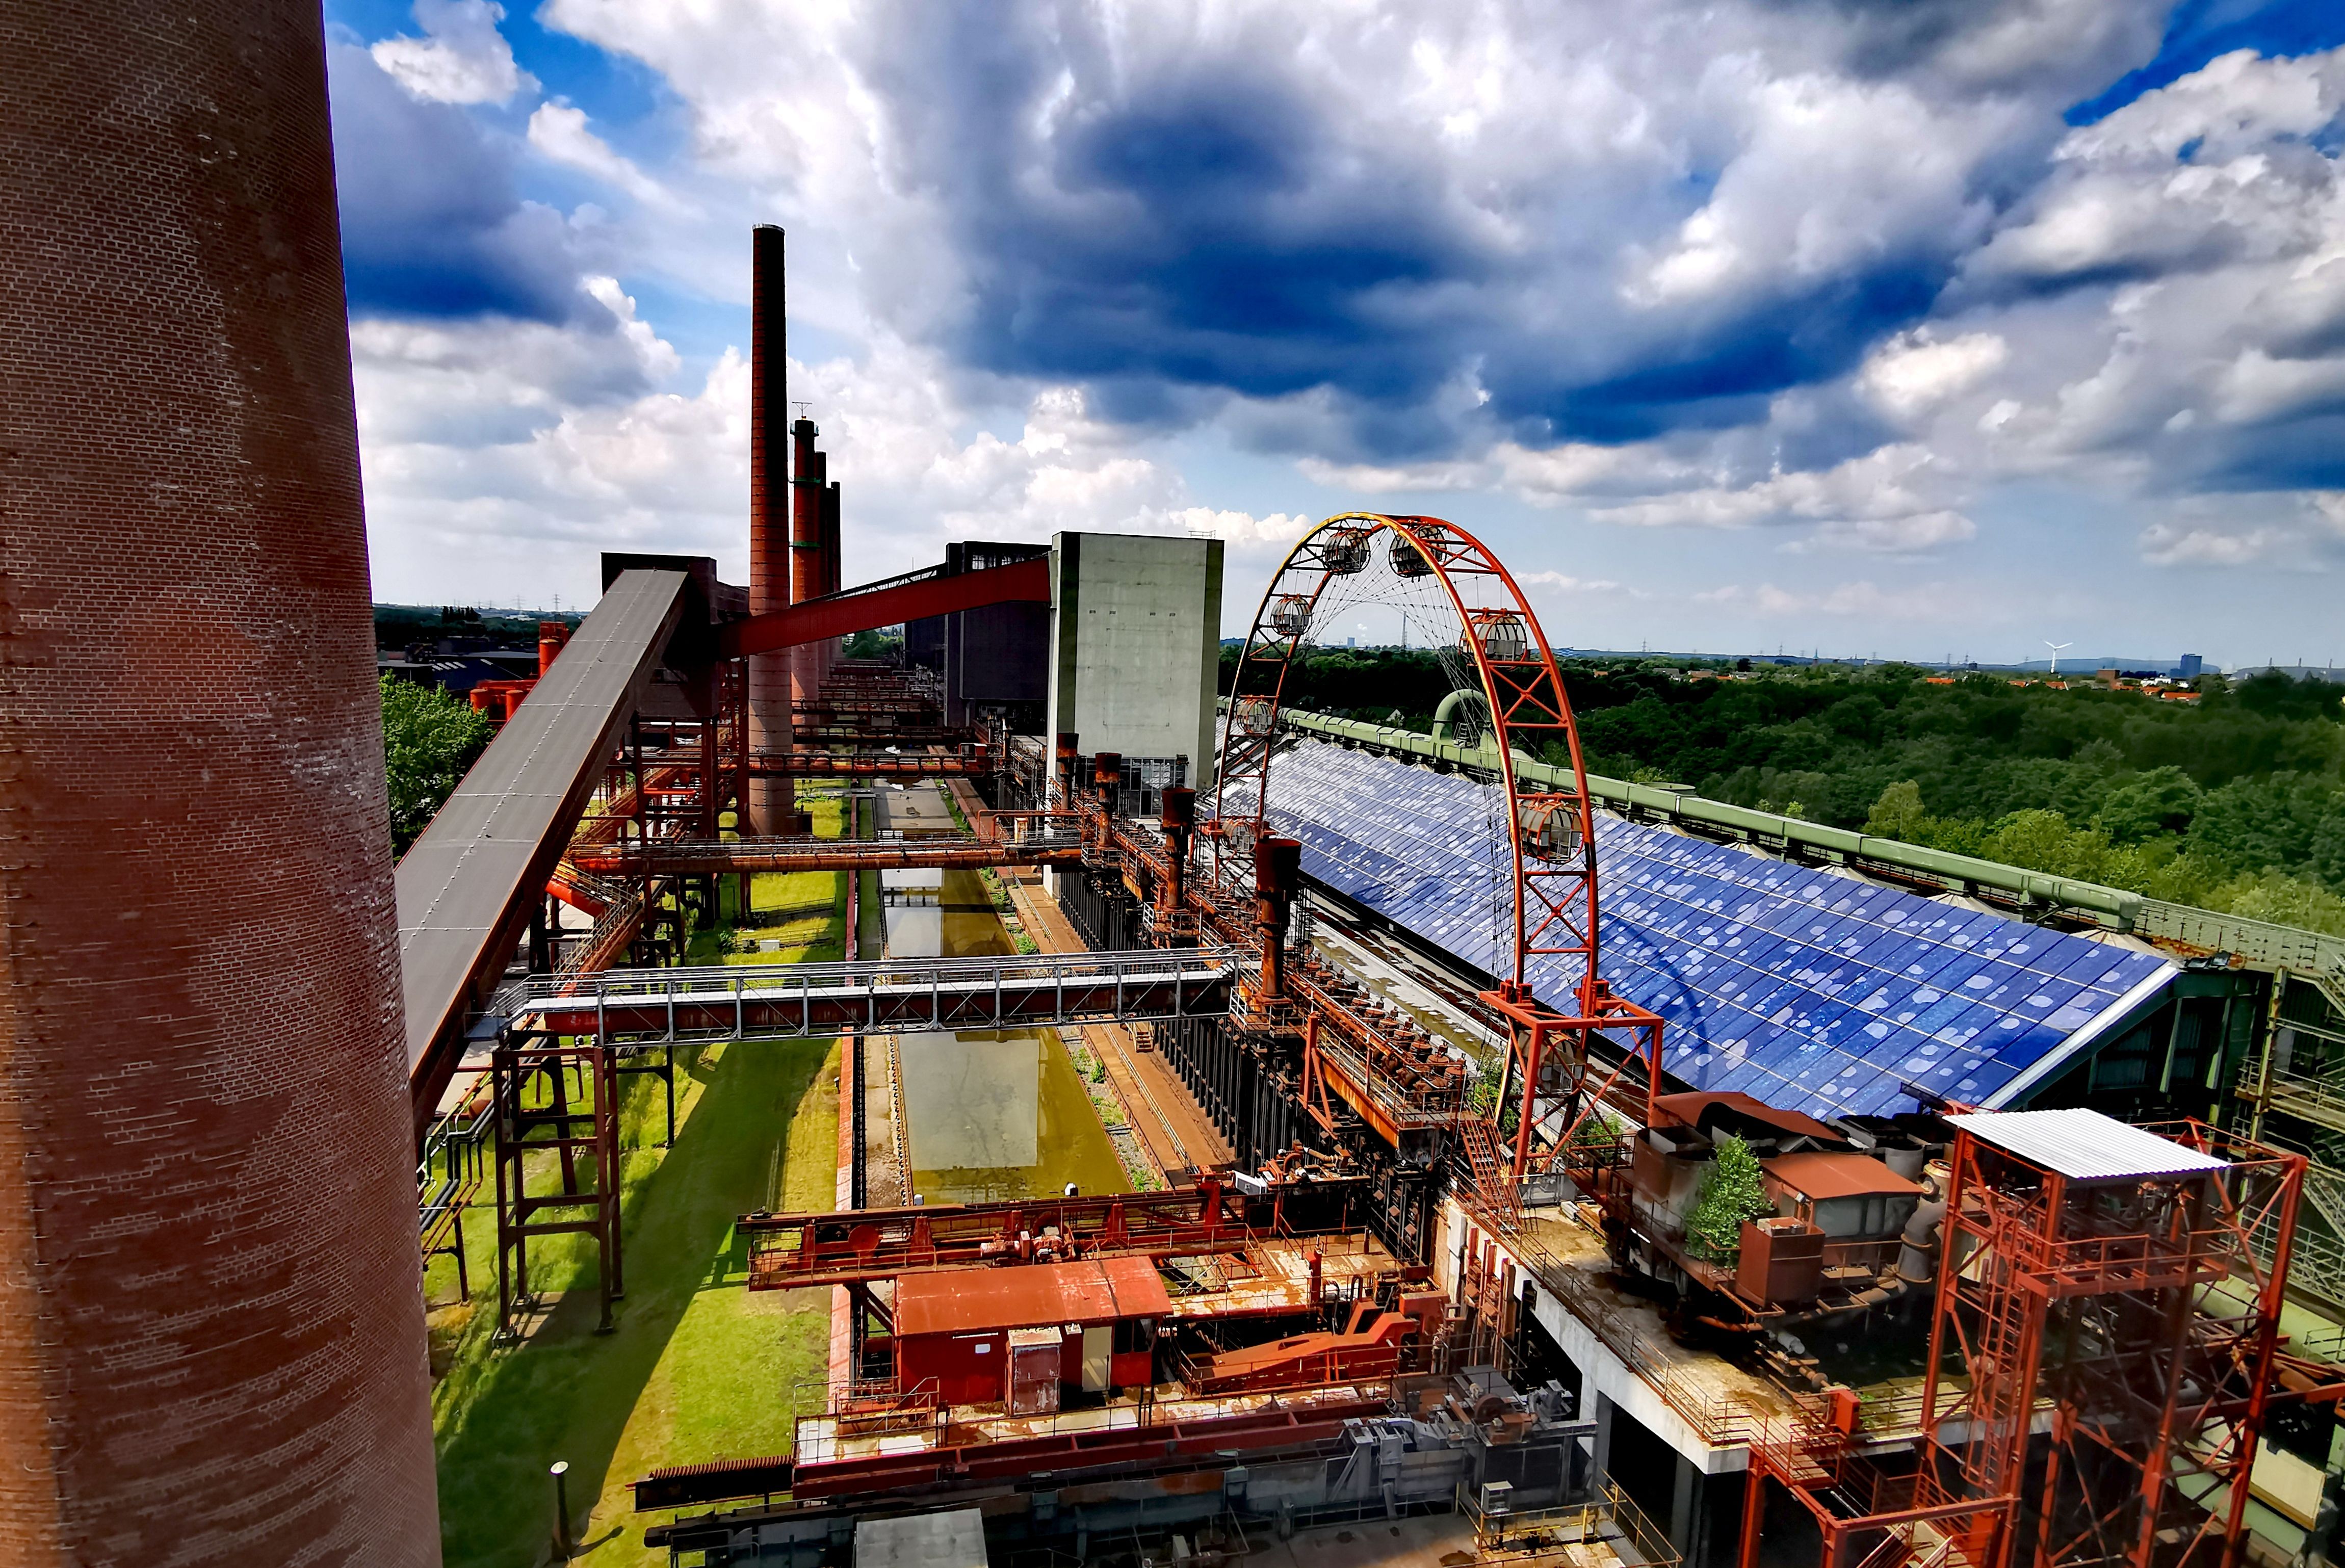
[551, 1460, 574, 1558]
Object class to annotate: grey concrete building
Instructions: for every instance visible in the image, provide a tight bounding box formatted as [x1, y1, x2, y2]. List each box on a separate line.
[1046, 532, 1225, 789]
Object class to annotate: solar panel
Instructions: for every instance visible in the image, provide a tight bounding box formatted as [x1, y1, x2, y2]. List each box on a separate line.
[1264, 739, 2175, 1120]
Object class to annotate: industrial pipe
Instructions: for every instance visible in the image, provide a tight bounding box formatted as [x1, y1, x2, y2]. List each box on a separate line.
[538, 619, 571, 676]
[1162, 787, 1196, 920]
[1093, 751, 1123, 818]
[1056, 733, 1080, 809]
[1429, 688, 1491, 748]
[1256, 836, 1304, 1000]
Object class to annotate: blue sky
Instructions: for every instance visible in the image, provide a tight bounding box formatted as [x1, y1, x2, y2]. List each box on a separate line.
[327, 0, 2345, 666]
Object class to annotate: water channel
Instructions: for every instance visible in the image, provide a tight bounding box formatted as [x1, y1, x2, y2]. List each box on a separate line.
[881, 866, 1127, 1204]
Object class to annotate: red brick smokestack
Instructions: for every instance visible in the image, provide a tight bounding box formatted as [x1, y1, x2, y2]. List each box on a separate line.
[0, 2, 439, 1559]
[747, 224, 794, 833]
[791, 417, 822, 708]
[820, 474, 842, 683]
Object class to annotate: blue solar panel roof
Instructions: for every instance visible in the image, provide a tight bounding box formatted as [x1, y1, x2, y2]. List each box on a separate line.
[1265, 740, 2175, 1120]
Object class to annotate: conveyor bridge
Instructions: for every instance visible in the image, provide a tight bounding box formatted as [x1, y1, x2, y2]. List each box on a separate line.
[499, 945, 1238, 1044]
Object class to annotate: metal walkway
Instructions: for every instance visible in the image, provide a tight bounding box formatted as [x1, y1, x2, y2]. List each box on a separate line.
[497, 946, 1238, 1044]
[396, 568, 689, 1115]
[565, 830, 1083, 876]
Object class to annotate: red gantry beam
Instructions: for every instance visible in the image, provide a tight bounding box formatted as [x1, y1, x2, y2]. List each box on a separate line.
[720, 556, 1051, 661]
[735, 1174, 1366, 1289]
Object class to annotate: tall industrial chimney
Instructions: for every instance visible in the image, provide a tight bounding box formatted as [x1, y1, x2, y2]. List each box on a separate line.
[747, 224, 795, 833]
[820, 476, 843, 684]
[791, 417, 824, 710]
[0, 3, 439, 1560]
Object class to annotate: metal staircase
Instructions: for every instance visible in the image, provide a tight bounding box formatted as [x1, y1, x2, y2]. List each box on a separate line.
[1457, 1117, 1522, 1232]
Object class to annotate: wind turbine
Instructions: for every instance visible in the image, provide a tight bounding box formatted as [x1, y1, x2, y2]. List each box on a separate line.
[2044, 639, 2074, 677]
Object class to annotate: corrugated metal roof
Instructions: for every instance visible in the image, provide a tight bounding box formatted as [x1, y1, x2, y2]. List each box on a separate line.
[1265, 739, 2179, 1121]
[1945, 1109, 2229, 1182]
[1763, 1152, 1927, 1200]
[894, 1256, 1174, 1338]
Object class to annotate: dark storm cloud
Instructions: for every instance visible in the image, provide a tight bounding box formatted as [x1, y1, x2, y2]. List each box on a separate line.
[856, 9, 1470, 445]
[838, 0, 2088, 460]
[327, 41, 582, 321]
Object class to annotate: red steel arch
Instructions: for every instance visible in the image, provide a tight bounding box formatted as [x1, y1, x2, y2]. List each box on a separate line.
[1214, 514, 1662, 1183]
[1215, 512, 1599, 998]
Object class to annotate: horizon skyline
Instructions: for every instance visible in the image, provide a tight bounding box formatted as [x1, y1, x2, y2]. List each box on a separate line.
[326, 0, 2345, 671]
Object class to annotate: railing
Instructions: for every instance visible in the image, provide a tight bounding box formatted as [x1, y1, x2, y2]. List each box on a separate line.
[1457, 1478, 1680, 1567]
[416, 1086, 493, 1252]
[789, 1375, 1376, 1468]
[1306, 1022, 1472, 1129]
[556, 883, 644, 979]
[1502, 1211, 1822, 1448]
[498, 945, 1242, 1043]
[2263, 1068, 2345, 1136]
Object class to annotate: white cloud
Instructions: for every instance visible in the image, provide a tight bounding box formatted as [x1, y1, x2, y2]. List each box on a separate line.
[1860, 331, 2011, 420]
[1157, 508, 1315, 552]
[1517, 569, 1624, 594]
[2138, 522, 2288, 566]
[1627, 68, 2003, 309]
[370, 0, 535, 106]
[1583, 444, 1975, 554]
[528, 104, 683, 210]
[2138, 490, 2345, 568]
[1697, 580, 1974, 620]
[1296, 456, 1490, 493]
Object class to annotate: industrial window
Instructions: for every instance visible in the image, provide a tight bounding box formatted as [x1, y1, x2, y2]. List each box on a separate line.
[1113, 1317, 1156, 1355]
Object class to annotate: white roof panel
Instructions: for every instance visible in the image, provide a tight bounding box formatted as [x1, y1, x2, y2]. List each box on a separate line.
[1945, 1108, 2228, 1182]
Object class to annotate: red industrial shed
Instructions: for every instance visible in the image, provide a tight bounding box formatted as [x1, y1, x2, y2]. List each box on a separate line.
[894, 1258, 1174, 1409]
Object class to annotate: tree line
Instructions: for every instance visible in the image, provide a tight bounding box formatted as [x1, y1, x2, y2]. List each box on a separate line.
[1229, 646, 2345, 937]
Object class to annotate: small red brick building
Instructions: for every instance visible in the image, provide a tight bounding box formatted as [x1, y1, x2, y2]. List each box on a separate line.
[894, 1258, 1172, 1410]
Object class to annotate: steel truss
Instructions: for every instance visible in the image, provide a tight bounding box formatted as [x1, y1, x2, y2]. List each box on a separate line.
[492, 1036, 623, 1338]
[1917, 1120, 2309, 1568]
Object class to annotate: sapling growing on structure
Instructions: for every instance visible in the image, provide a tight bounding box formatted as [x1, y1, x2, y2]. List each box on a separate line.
[1684, 1134, 1771, 1264]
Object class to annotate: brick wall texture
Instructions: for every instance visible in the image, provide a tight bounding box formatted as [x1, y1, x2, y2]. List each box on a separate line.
[0, 4, 442, 1563]
[747, 224, 795, 833]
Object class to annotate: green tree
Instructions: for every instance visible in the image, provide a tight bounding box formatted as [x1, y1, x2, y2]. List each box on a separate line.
[1865, 780, 1929, 841]
[1684, 1134, 1771, 1264]
[2211, 871, 2345, 938]
[2092, 766, 2203, 843]
[2185, 773, 2343, 877]
[381, 676, 493, 855]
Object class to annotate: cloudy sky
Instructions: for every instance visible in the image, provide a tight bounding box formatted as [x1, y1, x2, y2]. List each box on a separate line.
[326, 0, 2345, 666]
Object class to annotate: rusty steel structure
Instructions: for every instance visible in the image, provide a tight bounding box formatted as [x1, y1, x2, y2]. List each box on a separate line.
[738, 1172, 1371, 1291]
[1918, 1120, 2307, 1568]
[1218, 515, 1665, 1202]
[449, 512, 1679, 1340]
[401, 476, 2335, 1568]
[1727, 1116, 2337, 1568]
[475, 515, 1671, 1261]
